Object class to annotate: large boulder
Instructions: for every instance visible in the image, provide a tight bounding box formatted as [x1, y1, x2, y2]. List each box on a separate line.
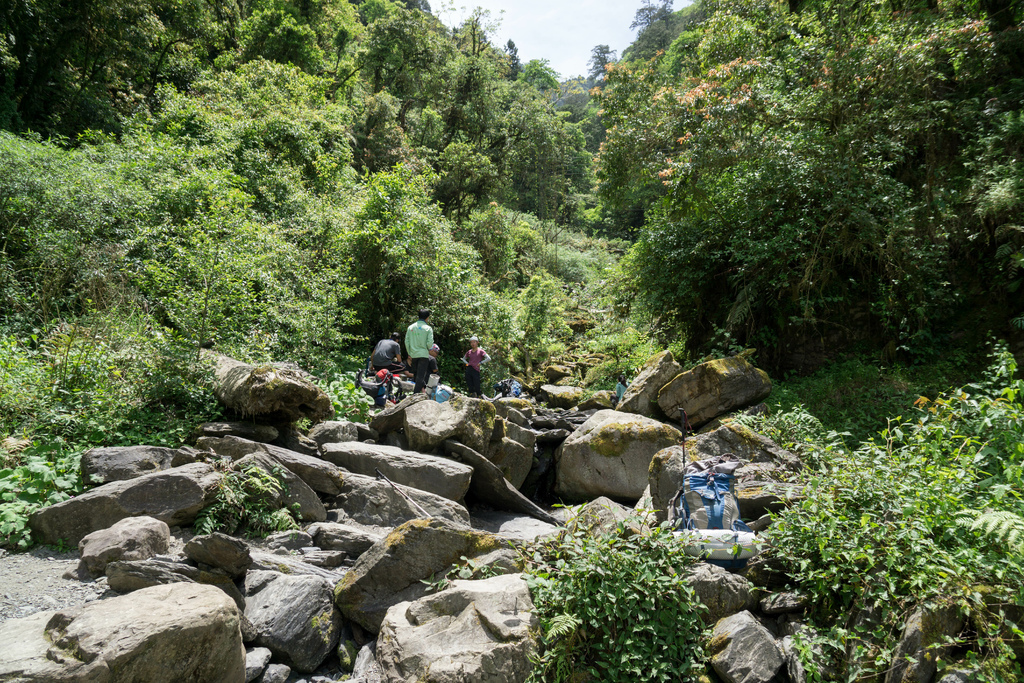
[80, 445, 200, 485]
[617, 350, 682, 419]
[321, 441, 473, 502]
[231, 453, 326, 523]
[564, 497, 638, 538]
[78, 515, 170, 577]
[307, 522, 383, 557]
[334, 518, 504, 634]
[369, 394, 428, 433]
[708, 610, 784, 683]
[307, 420, 360, 448]
[197, 435, 345, 496]
[658, 356, 772, 427]
[578, 391, 614, 412]
[326, 472, 470, 528]
[377, 574, 539, 683]
[29, 462, 221, 546]
[885, 605, 965, 683]
[444, 441, 559, 526]
[555, 410, 681, 502]
[648, 423, 802, 522]
[0, 583, 245, 682]
[244, 573, 342, 673]
[543, 364, 573, 382]
[206, 351, 334, 423]
[541, 384, 586, 409]
[402, 396, 496, 454]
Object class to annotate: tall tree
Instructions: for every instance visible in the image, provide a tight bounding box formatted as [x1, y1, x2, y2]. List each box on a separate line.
[588, 44, 617, 83]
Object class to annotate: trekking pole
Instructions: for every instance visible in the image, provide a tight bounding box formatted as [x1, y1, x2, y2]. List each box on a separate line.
[374, 468, 432, 519]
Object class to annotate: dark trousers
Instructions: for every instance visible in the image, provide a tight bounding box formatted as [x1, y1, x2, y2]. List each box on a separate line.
[464, 365, 481, 396]
[412, 357, 431, 393]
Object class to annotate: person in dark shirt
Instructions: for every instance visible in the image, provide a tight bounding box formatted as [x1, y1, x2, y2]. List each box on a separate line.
[371, 332, 408, 375]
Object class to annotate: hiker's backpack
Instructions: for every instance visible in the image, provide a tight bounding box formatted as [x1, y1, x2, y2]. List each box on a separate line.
[494, 378, 522, 398]
[668, 454, 748, 532]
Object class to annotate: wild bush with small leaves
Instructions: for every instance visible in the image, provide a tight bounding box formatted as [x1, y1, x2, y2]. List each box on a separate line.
[523, 519, 706, 683]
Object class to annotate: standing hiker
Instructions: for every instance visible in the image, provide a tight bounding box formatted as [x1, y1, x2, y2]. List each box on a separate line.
[462, 335, 491, 398]
[613, 373, 628, 407]
[405, 309, 434, 394]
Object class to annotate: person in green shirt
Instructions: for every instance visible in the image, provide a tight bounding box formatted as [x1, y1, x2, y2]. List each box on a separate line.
[405, 308, 434, 394]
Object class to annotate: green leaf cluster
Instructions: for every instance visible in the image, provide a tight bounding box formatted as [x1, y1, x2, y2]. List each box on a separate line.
[194, 464, 300, 538]
[523, 519, 707, 683]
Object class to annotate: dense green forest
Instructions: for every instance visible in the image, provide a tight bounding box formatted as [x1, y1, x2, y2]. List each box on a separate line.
[2, 0, 1024, 678]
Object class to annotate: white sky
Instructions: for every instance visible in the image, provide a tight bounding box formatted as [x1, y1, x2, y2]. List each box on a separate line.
[436, 1, 651, 80]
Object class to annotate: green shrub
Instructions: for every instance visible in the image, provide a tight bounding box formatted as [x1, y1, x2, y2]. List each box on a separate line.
[523, 520, 706, 683]
[194, 464, 300, 538]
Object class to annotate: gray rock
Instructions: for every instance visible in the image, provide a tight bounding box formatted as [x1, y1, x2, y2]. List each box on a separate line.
[540, 384, 586, 409]
[184, 532, 253, 577]
[937, 671, 978, 683]
[377, 574, 538, 683]
[616, 350, 682, 419]
[578, 390, 615, 411]
[657, 356, 772, 427]
[199, 435, 346, 496]
[355, 423, 379, 442]
[885, 605, 965, 683]
[81, 445, 199, 485]
[321, 441, 473, 502]
[266, 530, 314, 550]
[494, 397, 535, 418]
[77, 515, 170, 577]
[232, 453, 326, 523]
[734, 480, 804, 520]
[297, 548, 348, 567]
[492, 402, 530, 427]
[485, 436, 533, 490]
[246, 647, 273, 683]
[469, 509, 559, 543]
[193, 421, 279, 444]
[270, 426, 319, 456]
[259, 663, 291, 683]
[686, 563, 758, 624]
[29, 462, 221, 546]
[761, 592, 808, 615]
[544, 364, 573, 382]
[535, 428, 571, 444]
[444, 441, 559, 526]
[369, 394, 429, 434]
[748, 514, 773, 532]
[709, 610, 784, 683]
[402, 396, 496, 454]
[106, 557, 245, 610]
[245, 573, 342, 673]
[248, 551, 347, 583]
[326, 471, 470, 528]
[334, 518, 505, 634]
[0, 584, 244, 682]
[307, 420, 360, 447]
[555, 410, 681, 502]
[352, 643, 382, 682]
[307, 522, 382, 557]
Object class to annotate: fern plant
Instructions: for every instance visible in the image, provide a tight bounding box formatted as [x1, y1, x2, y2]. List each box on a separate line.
[195, 464, 300, 538]
[956, 509, 1024, 556]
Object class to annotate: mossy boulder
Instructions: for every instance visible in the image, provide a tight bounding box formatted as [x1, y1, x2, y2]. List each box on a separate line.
[402, 396, 495, 454]
[555, 410, 681, 502]
[541, 384, 587, 409]
[543, 364, 573, 382]
[658, 356, 772, 427]
[578, 390, 614, 412]
[333, 518, 504, 634]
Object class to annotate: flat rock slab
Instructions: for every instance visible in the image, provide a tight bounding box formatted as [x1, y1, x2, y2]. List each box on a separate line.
[469, 509, 559, 542]
[184, 532, 253, 578]
[192, 422, 279, 444]
[444, 441, 559, 526]
[334, 518, 505, 634]
[555, 410, 681, 502]
[105, 557, 245, 610]
[307, 522, 383, 558]
[307, 420, 360, 448]
[321, 441, 473, 502]
[248, 551, 347, 583]
[326, 471, 470, 528]
[81, 445, 200, 486]
[0, 583, 245, 682]
[377, 573, 539, 683]
[29, 462, 221, 546]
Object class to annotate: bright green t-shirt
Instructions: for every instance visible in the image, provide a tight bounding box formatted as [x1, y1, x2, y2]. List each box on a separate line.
[405, 319, 433, 359]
